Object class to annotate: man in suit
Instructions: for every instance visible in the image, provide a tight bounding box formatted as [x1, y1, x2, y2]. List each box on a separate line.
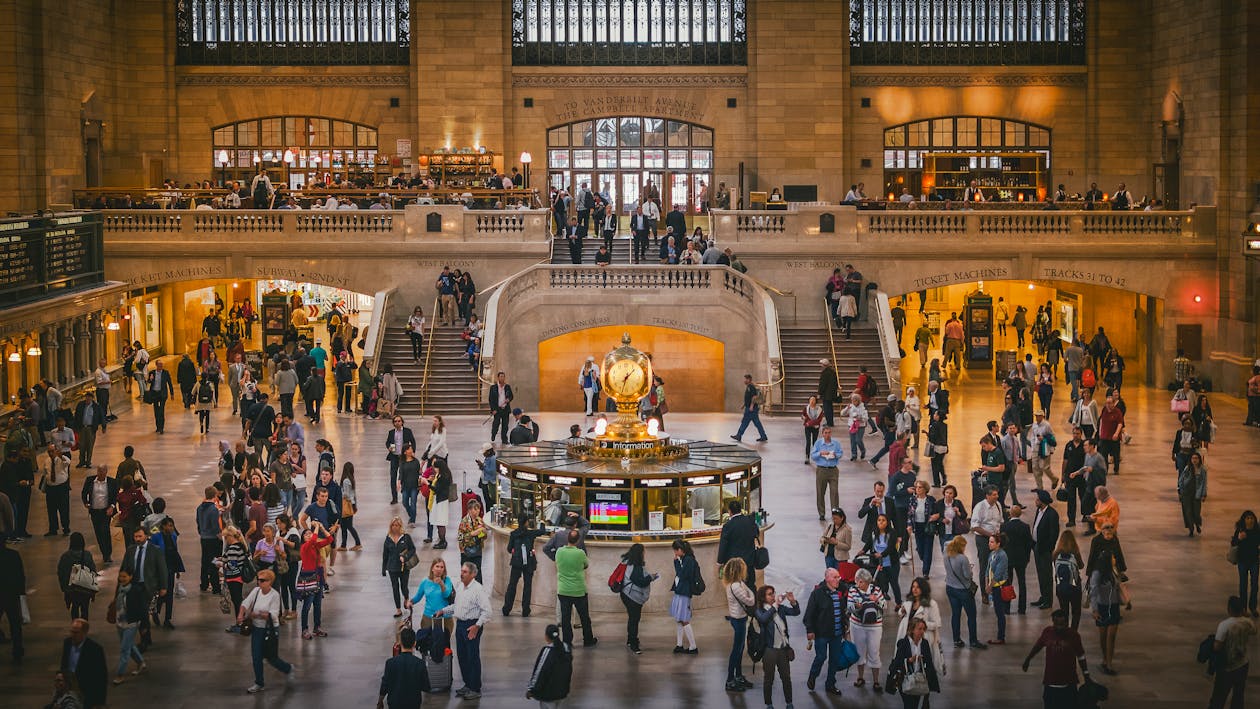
[564, 216, 583, 264]
[121, 526, 168, 650]
[817, 359, 840, 427]
[377, 627, 430, 709]
[629, 206, 650, 264]
[80, 465, 117, 563]
[926, 379, 950, 420]
[488, 372, 514, 444]
[0, 536, 25, 661]
[61, 619, 108, 708]
[665, 203, 687, 242]
[1029, 489, 1062, 609]
[858, 481, 894, 545]
[717, 500, 760, 589]
[74, 391, 105, 469]
[384, 415, 417, 505]
[145, 359, 175, 434]
[1000, 504, 1035, 615]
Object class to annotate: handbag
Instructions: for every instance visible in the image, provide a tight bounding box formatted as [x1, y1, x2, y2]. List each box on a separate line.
[70, 557, 100, 593]
[1227, 546, 1240, 565]
[999, 583, 1017, 602]
[1056, 486, 1071, 502]
[143, 389, 157, 404]
[341, 497, 356, 518]
[901, 667, 930, 696]
[402, 549, 420, 570]
[262, 618, 280, 659]
[273, 546, 290, 575]
[837, 639, 860, 670]
[296, 571, 321, 597]
[785, 644, 796, 662]
[753, 546, 770, 570]
[1171, 397, 1190, 413]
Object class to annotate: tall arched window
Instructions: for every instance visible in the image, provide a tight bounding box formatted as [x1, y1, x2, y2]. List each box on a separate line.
[211, 116, 379, 188]
[547, 117, 714, 214]
[883, 116, 1051, 202]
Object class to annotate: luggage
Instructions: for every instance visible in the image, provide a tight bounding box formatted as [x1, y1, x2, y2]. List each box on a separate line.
[425, 653, 454, 693]
[836, 561, 861, 584]
[461, 490, 481, 515]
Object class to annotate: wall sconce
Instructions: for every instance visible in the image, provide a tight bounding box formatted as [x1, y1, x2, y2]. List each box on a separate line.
[253, 153, 261, 164]
[6, 352, 19, 363]
[27, 345, 41, 357]
[107, 321, 120, 331]
[1193, 294, 1202, 303]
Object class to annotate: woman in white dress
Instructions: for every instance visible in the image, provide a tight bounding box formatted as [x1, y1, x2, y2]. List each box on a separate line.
[578, 357, 601, 416]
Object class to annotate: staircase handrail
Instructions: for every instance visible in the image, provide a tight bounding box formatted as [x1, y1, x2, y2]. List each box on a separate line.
[418, 294, 440, 416]
[871, 291, 903, 394]
[822, 298, 843, 397]
[361, 287, 395, 366]
[743, 272, 797, 323]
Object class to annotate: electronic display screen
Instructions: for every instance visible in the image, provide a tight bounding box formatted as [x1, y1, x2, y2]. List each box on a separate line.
[588, 491, 630, 527]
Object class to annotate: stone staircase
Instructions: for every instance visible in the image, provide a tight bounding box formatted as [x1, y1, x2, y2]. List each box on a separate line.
[549, 235, 634, 265]
[378, 324, 484, 417]
[772, 323, 891, 414]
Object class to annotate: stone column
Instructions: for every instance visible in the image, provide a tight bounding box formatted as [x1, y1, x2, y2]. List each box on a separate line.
[75, 318, 90, 379]
[42, 327, 60, 385]
[91, 316, 106, 370]
[60, 324, 76, 386]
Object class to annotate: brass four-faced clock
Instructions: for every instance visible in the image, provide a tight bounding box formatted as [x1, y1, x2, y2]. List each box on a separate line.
[600, 333, 653, 435]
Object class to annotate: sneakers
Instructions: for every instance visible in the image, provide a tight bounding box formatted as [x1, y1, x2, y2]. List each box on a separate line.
[461, 691, 481, 700]
[246, 683, 265, 693]
[726, 680, 746, 692]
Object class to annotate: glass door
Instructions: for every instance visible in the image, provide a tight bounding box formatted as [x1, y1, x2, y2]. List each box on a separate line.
[620, 174, 641, 214]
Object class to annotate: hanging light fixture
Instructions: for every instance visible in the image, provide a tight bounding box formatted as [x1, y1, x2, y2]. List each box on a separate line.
[107, 321, 120, 331]
[7, 352, 20, 362]
[27, 345, 41, 357]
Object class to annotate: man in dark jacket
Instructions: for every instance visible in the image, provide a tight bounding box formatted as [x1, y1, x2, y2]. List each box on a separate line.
[509, 415, 537, 445]
[176, 353, 198, 408]
[121, 526, 168, 650]
[803, 567, 848, 697]
[74, 392, 105, 468]
[61, 619, 108, 708]
[858, 481, 893, 545]
[487, 373, 514, 444]
[0, 537, 25, 661]
[377, 627, 430, 709]
[818, 359, 840, 427]
[1029, 489, 1062, 609]
[717, 500, 760, 589]
[665, 203, 687, 242]
[80, 465, 118, 563]
[1000, 504, 1035, 614]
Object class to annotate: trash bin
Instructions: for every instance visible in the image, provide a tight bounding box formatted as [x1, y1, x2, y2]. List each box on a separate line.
[994, 349, 1018, 381]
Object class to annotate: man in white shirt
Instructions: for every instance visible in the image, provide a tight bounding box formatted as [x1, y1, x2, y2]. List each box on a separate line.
[92, 359, 113, 422]
[132, 344, 150, 395]
[898, 188, 915, 203]
[971, 486, 1004, 603]
[641, 198, 661, 244]
[223, 185, 241, 209]
[1026, 410, 1059, 490]
[40, 444, 72, 536]
[440, 562, 492, 700]
[1211, 596, 1256, 707]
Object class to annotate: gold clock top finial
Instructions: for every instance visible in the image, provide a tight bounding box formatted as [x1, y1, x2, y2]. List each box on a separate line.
[621, 332, 631, 345]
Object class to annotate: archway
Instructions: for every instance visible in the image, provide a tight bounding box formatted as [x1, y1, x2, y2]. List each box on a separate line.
[546, 117, 714, 214]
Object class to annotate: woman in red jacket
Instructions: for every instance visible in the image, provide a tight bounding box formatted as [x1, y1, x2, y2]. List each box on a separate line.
[298, 522, 336, 639]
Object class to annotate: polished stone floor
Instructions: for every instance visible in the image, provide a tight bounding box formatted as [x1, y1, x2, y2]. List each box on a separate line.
[4, 354, 1259, 708]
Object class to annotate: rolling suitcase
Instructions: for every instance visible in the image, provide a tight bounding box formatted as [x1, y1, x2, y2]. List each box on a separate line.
[425, 652, 454, 693]
[460, 472, 480, 514]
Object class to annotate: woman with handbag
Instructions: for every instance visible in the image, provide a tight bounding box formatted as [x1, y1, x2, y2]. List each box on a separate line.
[276, 515, 301, 619]
[1171, 379, 1194, 415]
[405, 557, 455, 635]
[238, 569, 292, 693]
[896, 577, 943, 675]
[842, 395, 868, 461]
[847, 568, 887, 691]
[1191, 395, 1215, 451]
[926, 412, 948, 487]
[218, 526, 250, 633]
[720, 558, 756, 692]
[889, 618, 941, 708]
[753, 584, 800, 708]
[821, 508, 853, 571]
[943, 536, 985, 650]
[429, 458, 453, 549]
[1177, 451, 1208, 537]
[935, 485, 967, 554]
[1068, 391, 1099, 441]
[336, 463, 362, 551]
[56, 532, 97, 620]
[382, 516, 417, 618]
[907, 482, 941, 575]
[986, 533, 1012, 645]
[1171, 415, 1203, 475]
[1230, 511, 1260, 617]
[298, 523, 335, 640]
[860, 513, 904, 605]
[618, 543, 657, 654]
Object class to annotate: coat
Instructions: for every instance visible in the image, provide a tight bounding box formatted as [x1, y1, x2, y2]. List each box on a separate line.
[891, 636, 942, 694]
[818, 366, 840, 403]
[1031, 505, 1061, 556]
[378, 651, 431, 709]
[120, 541, 169, 593]
[717, 513, 758, 569]
[803, 582, 848, 638]
[753, 601, 801, 652]
[999, 518, 1035, 568]
[176, 357, 198, 389]
[61, 637, 108, 708]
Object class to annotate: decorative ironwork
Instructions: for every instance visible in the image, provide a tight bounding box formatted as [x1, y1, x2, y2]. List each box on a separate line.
[512, 0, 746, 66]
[850, 0, 1086, 65]
[176, 0, 410, 66]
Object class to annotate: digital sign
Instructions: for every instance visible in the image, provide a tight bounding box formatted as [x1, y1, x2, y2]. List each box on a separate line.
[0, 213, 103, 306]
[588, 491, 630, 527]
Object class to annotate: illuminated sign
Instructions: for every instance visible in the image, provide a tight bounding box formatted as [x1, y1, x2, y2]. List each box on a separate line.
[514, 471, 539, 482]
[545, 475, 579, 486]
[1246, 237, 1260, 255]
[634, 477, 679, 489]
[589, 478, 630, 489]
[724, 470, 747, 482]
[685, 475, 718, 485]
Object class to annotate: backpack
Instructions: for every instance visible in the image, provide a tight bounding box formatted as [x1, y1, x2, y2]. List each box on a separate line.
[692, 569, 707, 596]
[1081, 368, 1097, 389]
[1054, 554, 1079, 592]
[752, 389, 766, 408]
[857, 598, 883, 625]
[196, 382, 214, 404]
[608, 561, 627, 593]
[862, 376, 878, 398]
[745, 615, 765, 663]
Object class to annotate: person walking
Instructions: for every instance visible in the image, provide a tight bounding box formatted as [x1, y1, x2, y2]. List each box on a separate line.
[377, 626, 431, 709]
[731, 374, 769, 443]
[297, 523, 335, 640]
[906, 481, 940, 575]
[1230, 511, 1260, 617]
[818, 359, 840, 427]
[440, 561, 492, 701]
[890, 617, 942, 708]
[458, 499, 488, 583]
[382, 516, 416, 618]
[810, 427, 843, 521]
[671, 539, 702, 654]
[238, 569, 293, 693]
[1000, 505, 1035, 615]
[526, 624, 573, 709]
[57, 532, 97, 620]
[80, 466, 117, 564]
[108, 569, 147, 686]
[821, 508, 853, 571]
[803, 567, 848, 697]
[847, 568, 886, 691]
[406, 306, 426, 363]
[1209, 595, 1256, 709]
[1030, 490, 1062, 610]
[40, 443, 72, 536]
[753, 584, 800, 708]
[60, 619, 108, 708]
[987, 533, 1012, 644]
[617, 543, 657, 654]
[1051, 531, 1084, 629]
[896, 577, 944, 671]
[337, 463, 362, 551]
[385, 417, 416, 506]
[73, 392, 104, 469]
[720, 558, 755, 692]
[842, 395, 869, 461]
[1086, 549, 1125, 675]
[555, 529, 597, 648]
[1022, 609, 1091, 709]
[1178, 451, 1208, 537]
[802, 395, 824, 464]
[143, 360, 174, 434]
[925, 411, 949, 488]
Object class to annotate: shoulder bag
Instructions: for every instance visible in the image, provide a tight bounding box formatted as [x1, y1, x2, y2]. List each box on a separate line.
[901, 662, 930, 696]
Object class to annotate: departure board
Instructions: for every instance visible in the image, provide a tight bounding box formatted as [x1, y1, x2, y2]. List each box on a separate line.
[0, 213, 103, 306]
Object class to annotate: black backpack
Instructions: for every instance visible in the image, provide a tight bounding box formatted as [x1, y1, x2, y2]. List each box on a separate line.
[196, 382, 214, 404]
[863, 376, 878, 398]
[746, 615, 765, 663]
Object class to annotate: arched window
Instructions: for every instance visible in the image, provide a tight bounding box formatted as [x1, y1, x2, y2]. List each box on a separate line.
[176, 0, 410, 65]
[882, 116, 1051, 202]
[211, 116, 379, 189]
[547, 117, 714, 214]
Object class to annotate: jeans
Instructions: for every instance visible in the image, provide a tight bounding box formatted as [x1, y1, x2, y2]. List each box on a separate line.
[250, 624, 292, 686]
[809, 634, 845, 689]
[504, 566, 534, 615]
[388, 570, 410, 609]
[289, 488, 307, 518]
[455, 618, 483, 691]
[976, 536, 992, 587]
[301, 589, 323, 631]
[913, 523, 934, 575]
[1056, 586, 1082, 629]
[115, 624, 143, 676]
[339, 516, 361, 546]
[1066, 369, 1080, 400]
[870, 427, 895, 464]
[279, 392, 294, 418]
[946, 585, 978, 643]
[849, 430, 866, 459]
[1239, 561, 1259, 612]
[735, 407, 767, 440]
[991, 588, 1009, 639]
[620, 594, 643, 649]
[559, 594, 595, 645]
[804, 426, 819, 460]
[408, 332, 423, 361]
[1247, 395, 1260, 425]
[725, 615, 747, 680]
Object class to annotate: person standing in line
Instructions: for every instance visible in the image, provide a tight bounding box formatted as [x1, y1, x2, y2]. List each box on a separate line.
[458, 499, 488, 584]
[717, 500, 759, 589]
[73, 392, 105, 469]
[720, 558, 755, 693]
[1022, 609, 1091, 709]
[804, 567, 848, 697]
[1209, 595, 1256, 709]
[731, 374, 768, 443]
[1177, 451, 1208, 537]
[526, 624, 573, 709]
[488, 372, 514, 445]
[555, 529, 597, 648]
[503, 514, 548, 617]
[80, 465, 118, 564]
[439, 561, 492, 701]
[144, 359, 175, 434]
[1052, 531, 1084, 630]
[377, 626, 431, 709]
[381, 516, 416, 619]
[810, 427, 843, 521]
[670, 539, 702, 654]
[40, 443, 72, 537]
[238, 569, 292, 693]
[1029, 490, 1062, 610]
[618, 543, 657, 654]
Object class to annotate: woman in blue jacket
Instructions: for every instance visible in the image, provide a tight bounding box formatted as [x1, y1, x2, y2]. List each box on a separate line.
[753, 584, 800, 709]
[986, 532, 1011, 644]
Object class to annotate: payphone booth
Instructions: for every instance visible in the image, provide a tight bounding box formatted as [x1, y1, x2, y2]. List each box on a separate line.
[963, 292, 993, 368]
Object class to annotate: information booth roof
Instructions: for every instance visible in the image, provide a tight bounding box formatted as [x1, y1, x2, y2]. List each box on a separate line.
[495, 440, 762, 477]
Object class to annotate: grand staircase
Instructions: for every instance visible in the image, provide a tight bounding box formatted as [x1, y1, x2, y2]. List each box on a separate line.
[378, 324, 484, 417]
[773, 323, 891, 414]
[549, 235, 633, 264]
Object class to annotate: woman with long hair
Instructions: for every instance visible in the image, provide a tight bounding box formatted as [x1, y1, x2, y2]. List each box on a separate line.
[382, 516, 416, 618]
[896, 577, 943, 675]
[56, 532, 96, 620]
[1087, 549, 1124, 674]
[670, 539, 701, 655]
[275, 515, 300, 618]
[218, 526, 250, 633]
[720, 557, 756, 692]
[802, 395, 824, 464]
[618, 542, 657, 654]
[337, 463, 362, 551]
[860, 512, 904, 605]
[942, 536, 984, 649]
[1037, 363, 1055, 417]
[1052, 530, 1084, 629]
[426, 415, 449, 462]
[1177, 451, 1208, 537]
[753, 583, 800, 708]
[405, 557, 456, 634]
[406, 306, 425, 363]
[1191, 394, 1215, 451]
[1231, 510, 1260, 617]
[428, 457, 453, 549]
[926, 410, 949, 487]
[987, 533, 1011, 645]
[649, 375, 667, 430]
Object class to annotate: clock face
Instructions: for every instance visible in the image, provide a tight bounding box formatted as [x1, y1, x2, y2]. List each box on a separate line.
[606, 359, 647, 399]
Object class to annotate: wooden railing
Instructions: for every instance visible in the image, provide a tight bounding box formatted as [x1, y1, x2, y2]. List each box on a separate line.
[75, 186, 540, 210]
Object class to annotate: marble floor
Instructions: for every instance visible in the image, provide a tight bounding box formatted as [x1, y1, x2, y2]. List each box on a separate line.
[4, 357, 1258, 708]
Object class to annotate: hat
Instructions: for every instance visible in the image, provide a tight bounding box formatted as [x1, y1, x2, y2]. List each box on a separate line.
[1032, 489, 1053, 505]
[586, 356, 595, 362]
[887, 394, 897, 402]
[511, 407, 523, 416]
[1033, 409, 1045, 417]
[819, 358, 831, 366]
[315, 339, 322, 344]
[481, 442, 496, 455]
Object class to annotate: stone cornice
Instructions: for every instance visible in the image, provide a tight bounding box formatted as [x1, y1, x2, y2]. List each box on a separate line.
[851, 73, 1085, 87]
[513, 73, 747, 88]
[176, 74, 409, 87]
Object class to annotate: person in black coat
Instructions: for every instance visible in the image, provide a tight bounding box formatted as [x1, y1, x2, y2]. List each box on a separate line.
[377, 627, 430, 709]
[487, 374, 514, 444]
[665, 204, 687, 243]
[859, 481, 895, 546]
[384, 418, 416, 505]
[152, 518, 185, 627]
[526, 624, 573, 705]
[889, 618, 941, 707]
[61, 619, 108, 709]
[1029, 490, 1062, 609]
[860, 512, 904, 605]
[79, 467, 118, 564]
[1000, 505, 1036, 614]
[803, 568, 850, 695]
[925, 380, 950, 420]
[0, 538, 25, 660]
[176, 354, 198, 408]
[503, 514, 548, 617]
[717, 500, 759, 589]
